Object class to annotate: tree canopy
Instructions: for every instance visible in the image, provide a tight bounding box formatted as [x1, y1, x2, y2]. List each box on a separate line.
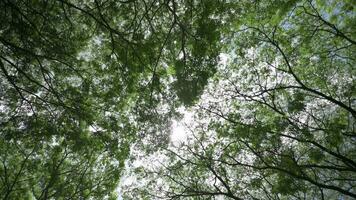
[0, 0, 355, 199]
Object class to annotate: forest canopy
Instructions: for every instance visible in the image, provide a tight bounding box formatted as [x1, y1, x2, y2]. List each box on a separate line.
[0, 0, 355, 199]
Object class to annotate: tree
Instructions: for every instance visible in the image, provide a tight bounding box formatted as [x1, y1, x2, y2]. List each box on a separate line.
[122, 0, 356, 199]
[0, 0, 232, 199]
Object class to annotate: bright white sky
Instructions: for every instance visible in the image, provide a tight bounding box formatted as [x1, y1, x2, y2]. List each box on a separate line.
[170, 106, 193, 144]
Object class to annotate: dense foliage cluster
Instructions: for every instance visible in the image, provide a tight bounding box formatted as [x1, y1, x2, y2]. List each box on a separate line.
[0, 0, 355, 199]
